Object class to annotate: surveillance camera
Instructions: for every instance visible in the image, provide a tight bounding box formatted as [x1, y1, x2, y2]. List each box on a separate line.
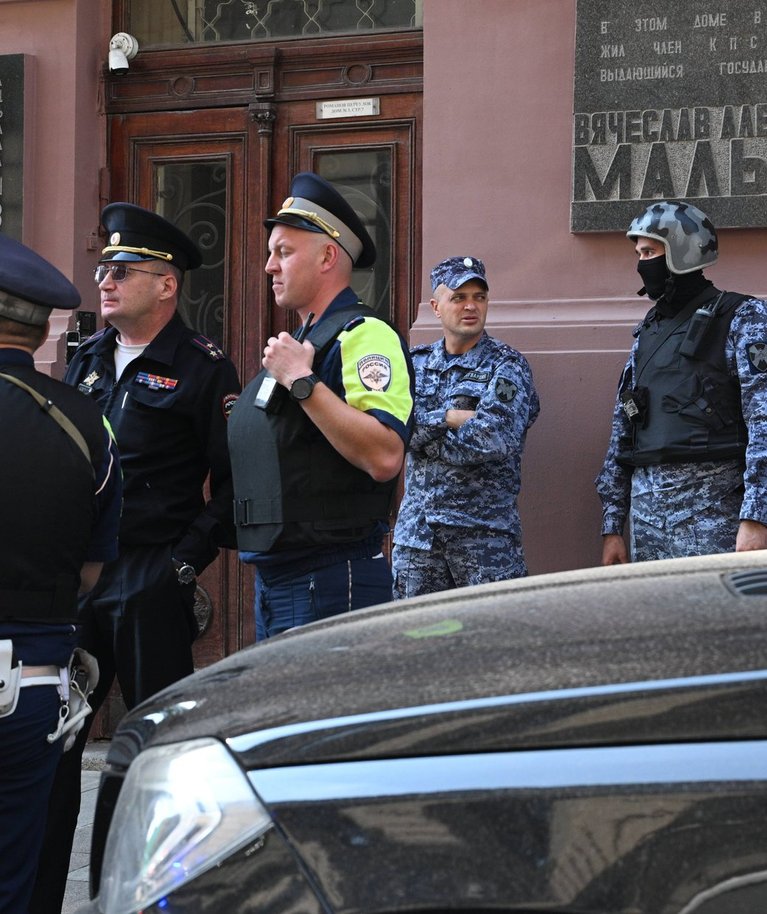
[108, 33, 139, 76]
[108, 47, 130, 75]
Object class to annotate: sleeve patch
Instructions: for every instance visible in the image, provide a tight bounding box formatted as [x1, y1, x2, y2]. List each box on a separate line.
[747, 341, 767, 373]
[357, 354, 392, 392]
[495, 377, 518, 403]
[222, 392, 239, 418]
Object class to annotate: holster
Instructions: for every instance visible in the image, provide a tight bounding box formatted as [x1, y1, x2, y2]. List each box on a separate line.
[46, 648, 100, 750]
[0, 639, 22, 719]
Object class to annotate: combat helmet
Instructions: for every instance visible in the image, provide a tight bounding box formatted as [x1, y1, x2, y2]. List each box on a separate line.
[626, 201, 718, 274]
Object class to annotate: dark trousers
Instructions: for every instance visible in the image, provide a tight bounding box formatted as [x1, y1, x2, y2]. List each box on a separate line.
[255, 553, 393, 639]
[29, 544, 196, 914]
[0, 686, 63, 914]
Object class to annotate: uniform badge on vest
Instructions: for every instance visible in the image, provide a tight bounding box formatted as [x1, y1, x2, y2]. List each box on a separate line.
[83, 371, 100, 388]
[747, 341, 767, 373]
[357, 354, 391, 391]
[495, 377, 518, 403]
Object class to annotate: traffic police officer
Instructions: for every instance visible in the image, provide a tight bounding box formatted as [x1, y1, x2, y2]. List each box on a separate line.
[0, 234, 121, 913]
[392, 256, 540, 596]
[31, 203, 241, 913]
[596, 200, 767, 563]
[229, 172, 414, 638]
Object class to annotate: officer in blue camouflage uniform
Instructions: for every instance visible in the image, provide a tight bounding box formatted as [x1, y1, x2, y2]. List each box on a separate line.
[596, 200, 767, 564]
[0, 234, 121, 914]
[31, 203, 241, 914]
[230, 172, 414, 638]
[392, 257, 540, 597]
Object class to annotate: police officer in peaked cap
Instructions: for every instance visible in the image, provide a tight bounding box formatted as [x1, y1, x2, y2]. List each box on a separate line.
[0, 234, 122, 913]
[264, 170, 377, 268]
[30, 203, 241, 913]
[596, 199, 767, 563]
[229, 172, 414, 639]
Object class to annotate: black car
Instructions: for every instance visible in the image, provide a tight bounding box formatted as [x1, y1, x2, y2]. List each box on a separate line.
[77, 552, 767, 914]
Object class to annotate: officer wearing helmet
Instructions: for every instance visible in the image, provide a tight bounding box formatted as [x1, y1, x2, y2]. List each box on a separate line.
[596, 199, 767, 563]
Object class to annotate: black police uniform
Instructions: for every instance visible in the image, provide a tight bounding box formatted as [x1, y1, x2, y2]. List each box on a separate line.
[29, 204, 241, 914]
[0, 235, 122, 914]
[68, 313, 240, 620]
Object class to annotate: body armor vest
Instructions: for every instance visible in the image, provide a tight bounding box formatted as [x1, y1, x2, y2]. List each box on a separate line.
[229, 305, 397, 552]
[0, 365, 103, 623]
[617, 289, 748, 467]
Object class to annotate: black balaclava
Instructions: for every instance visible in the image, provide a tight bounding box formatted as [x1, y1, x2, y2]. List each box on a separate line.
[637, 252, 712, 317]
[637, 254, 670, 301]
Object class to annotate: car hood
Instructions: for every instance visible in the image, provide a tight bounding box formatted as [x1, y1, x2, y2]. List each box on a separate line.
[108, 552, 767, 771]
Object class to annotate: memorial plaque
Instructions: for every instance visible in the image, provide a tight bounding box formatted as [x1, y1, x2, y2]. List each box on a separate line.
[573, 1, 767, 231]
[0, 55, 26, 240]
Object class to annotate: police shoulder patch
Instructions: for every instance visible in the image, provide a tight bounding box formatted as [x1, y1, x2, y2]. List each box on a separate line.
[190, 335, 225, 361]
[495, 376, 518, 403]
[357, 354, 392, 391]
[222, 392, 239, 418]
[747, 341, 767, 373]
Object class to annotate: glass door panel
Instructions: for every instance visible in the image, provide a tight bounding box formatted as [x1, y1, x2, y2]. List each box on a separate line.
[282, 107, 421, 337]
[316, 148, 392, 318]
[156, 160, 229, 345]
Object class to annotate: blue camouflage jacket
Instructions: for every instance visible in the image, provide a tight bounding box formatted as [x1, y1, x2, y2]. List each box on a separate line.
[393, 332, 539, 548]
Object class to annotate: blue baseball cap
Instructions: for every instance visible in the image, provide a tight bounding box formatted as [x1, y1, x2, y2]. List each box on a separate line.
[430, 256, 488, 292]
[265, 172, 376, 268]
[99, 202, 202, 272]
[0, 233, 80, 326]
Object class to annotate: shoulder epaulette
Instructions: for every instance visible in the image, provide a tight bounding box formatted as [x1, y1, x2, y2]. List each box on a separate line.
[190, 335, 226, 361]
[82, 328, 107, 347]
[342, 315, 367, 333]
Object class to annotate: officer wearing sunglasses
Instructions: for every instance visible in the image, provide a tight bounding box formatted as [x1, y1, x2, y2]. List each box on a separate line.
[30, 202, 241, 914]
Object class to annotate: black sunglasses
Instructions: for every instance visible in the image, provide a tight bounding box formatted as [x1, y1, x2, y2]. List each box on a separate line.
[94, 264, 168, 284]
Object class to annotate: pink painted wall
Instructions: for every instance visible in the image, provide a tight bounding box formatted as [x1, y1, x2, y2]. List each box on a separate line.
[419, 0, 767, 574]
[0, 0, 106, 374]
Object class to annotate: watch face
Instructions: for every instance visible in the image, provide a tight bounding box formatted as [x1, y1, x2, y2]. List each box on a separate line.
[291, 375, 315, 401]
[177, 564, 196, 584]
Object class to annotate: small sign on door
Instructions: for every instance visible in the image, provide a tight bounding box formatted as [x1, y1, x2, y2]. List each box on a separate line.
[316, 98, 380, 119]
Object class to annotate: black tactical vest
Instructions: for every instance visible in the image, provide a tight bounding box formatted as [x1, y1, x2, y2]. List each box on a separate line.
[0, 365, 103, 623]
[617, 289, 748, 467]
[229, 305, 397, 552]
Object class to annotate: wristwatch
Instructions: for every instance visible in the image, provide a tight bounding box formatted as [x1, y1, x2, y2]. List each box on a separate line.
[289, 373, 320, 401]
[172, 559, 197, 585]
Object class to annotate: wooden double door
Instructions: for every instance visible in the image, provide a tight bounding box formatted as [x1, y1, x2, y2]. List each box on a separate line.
[104, 37, 422, 668]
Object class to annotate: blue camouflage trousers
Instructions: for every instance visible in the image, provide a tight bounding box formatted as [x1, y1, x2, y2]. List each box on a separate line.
[630, 460, 743, 561]
[392, 524, 527, 600]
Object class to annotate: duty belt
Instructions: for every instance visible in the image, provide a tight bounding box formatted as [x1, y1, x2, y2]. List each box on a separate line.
[21, 664, 61, 685]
